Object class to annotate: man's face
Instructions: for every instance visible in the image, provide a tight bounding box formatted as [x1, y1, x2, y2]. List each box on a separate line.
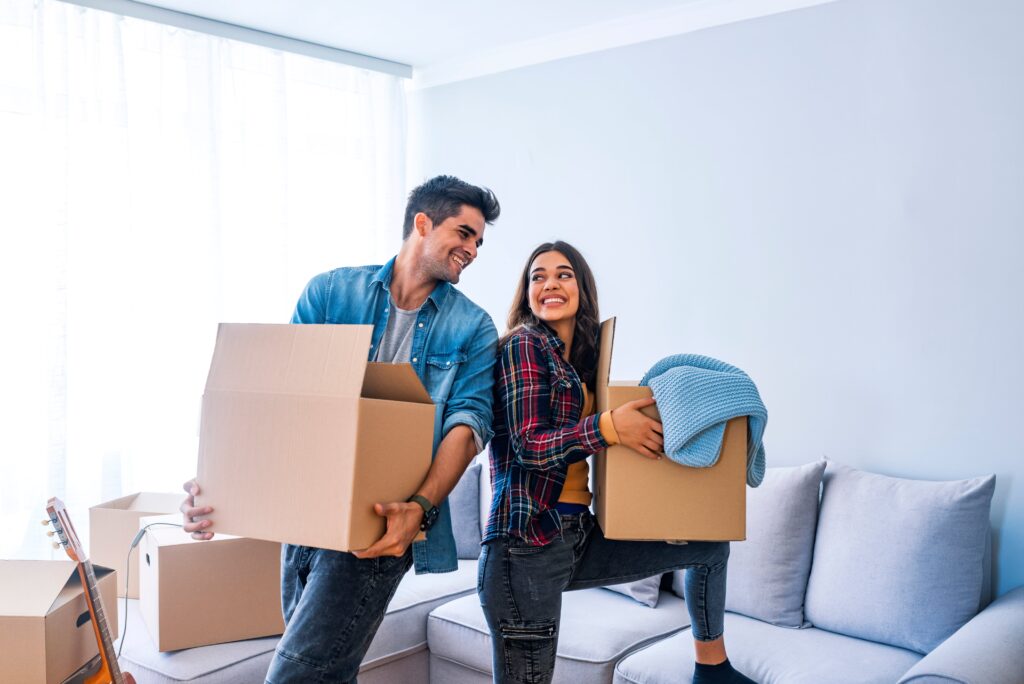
[416, 205, 486, 284]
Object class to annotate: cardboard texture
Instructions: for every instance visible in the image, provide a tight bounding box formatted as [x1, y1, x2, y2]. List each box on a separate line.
[0, 560, 117, 684]
[90, 491, 183, 598]
[137, 513, 284, 652]
[594, 318, 747, 541]
[195, 323, 435, 551]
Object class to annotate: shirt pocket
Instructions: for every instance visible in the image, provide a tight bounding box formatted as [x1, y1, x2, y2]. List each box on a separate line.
[424, 350, 468, 402]
[548, 368, 580, 427]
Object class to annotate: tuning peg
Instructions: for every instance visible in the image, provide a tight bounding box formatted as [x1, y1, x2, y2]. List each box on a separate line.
[52, 541, 61, 549]
[46, 530, 55, 537]
[41, 519, 50, 526]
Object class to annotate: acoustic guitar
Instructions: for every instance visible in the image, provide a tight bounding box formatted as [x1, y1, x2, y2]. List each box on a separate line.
[45, 497, 136, 684]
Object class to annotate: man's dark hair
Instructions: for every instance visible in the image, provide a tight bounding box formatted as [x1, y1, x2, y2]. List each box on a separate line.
[402, 175, 500, 239]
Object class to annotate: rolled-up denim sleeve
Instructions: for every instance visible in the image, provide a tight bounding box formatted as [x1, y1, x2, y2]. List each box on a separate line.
[290, 271, 332, 324]
[441, 314, 498, 448]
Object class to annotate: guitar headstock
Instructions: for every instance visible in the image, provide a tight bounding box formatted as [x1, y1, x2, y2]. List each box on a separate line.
[45, 497, 87, 563]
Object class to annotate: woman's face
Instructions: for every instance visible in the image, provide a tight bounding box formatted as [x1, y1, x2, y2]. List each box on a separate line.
[528, 250, 580, 327]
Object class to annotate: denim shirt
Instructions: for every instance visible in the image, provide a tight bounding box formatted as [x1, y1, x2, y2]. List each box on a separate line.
[291, 257, 498, 573]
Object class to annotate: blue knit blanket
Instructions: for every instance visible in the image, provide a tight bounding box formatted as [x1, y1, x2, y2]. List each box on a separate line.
[640, 354, 766, 487]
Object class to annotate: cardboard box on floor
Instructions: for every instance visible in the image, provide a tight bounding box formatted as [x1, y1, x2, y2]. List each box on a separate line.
[594, 318, 747, 541]
[90, 492, 183, 598]
[0, 560, 117, 684]
[137, 513, 284, 652]
[195, 323, 434, 552]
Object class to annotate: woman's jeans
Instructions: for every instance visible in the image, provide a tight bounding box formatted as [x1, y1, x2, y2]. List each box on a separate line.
[264, 544, 413, 684]
[478, 511, 730, 684]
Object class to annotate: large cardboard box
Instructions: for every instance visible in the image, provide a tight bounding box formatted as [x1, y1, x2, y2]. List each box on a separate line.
[195, 323, 435, 551]
[593, 318, 747, 541]
[0, 560, 117, 684]
[90, 491, 183, 598]
[137, 513, 284, 651]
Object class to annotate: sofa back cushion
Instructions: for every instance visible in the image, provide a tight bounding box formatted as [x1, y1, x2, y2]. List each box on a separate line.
[670, 461, 824, 626]
[804, 462, 995, 654]
[449, 462, 482, 559]
[733, 460, 825, 625]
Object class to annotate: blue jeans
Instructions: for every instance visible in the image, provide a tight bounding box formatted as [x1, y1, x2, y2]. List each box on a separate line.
[478, 511, 730, 684]
[264, 544, 413, 683]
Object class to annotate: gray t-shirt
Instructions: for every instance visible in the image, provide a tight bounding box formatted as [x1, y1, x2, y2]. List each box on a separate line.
[374, 296, 483, 452]
[374, 299, 420, 363]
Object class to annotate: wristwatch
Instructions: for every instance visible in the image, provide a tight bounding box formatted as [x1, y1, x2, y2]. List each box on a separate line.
[407, 494, 439, 531]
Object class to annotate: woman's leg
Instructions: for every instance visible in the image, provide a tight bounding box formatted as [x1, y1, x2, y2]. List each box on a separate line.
[567, 514, 755, 682]
[567, 514, 729, 643]
[478, 516, 588, 684]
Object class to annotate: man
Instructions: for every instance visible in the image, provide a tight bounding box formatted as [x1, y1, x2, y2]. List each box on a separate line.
[180, 175, 501, 683]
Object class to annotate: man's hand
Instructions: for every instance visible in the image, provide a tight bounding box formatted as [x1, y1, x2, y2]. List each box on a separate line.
[180, 479, 215, 540]
[610, 397, 664, 459]
[353, 501, 424, 559]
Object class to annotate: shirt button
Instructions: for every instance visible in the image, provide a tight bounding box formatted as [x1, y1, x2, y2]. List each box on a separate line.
[418, 322, 424, 328]
[412, 357, 418, 363]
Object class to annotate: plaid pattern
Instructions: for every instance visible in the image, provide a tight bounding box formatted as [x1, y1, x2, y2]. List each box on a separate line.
[484, 326, 608, 546]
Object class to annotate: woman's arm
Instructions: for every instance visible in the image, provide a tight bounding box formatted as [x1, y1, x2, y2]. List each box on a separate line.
[498, 333, 607, 471]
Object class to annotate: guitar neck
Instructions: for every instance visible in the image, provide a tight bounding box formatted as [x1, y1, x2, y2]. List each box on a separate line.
[80, 559, 124, 684]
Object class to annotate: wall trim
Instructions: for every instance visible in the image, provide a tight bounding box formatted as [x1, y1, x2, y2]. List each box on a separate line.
[412, 0, 841, 90]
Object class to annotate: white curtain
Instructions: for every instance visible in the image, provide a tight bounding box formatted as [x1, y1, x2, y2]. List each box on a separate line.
[0, 0, 406, 560]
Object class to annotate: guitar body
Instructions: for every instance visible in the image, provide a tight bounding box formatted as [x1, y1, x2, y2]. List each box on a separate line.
[47, 497, 135, 684]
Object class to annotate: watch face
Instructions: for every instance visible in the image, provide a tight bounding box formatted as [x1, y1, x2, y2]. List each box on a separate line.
[421, 507, 439, 531]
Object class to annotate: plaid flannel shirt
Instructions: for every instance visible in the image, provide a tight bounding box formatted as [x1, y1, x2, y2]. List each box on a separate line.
[484, 326, 609, 546]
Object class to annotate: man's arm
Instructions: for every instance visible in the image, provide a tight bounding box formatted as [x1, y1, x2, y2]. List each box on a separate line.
[353, 424, 476, 558]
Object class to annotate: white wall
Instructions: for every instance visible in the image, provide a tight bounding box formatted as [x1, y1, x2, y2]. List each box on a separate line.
[410, 0, 1024, 595]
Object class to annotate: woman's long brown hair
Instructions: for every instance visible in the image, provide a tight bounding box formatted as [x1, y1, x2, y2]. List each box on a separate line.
[500, 241, 601, 389]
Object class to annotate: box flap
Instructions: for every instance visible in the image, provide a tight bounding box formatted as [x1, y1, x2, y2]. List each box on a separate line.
[596, 318, 616, 412]
[0, 560, 76, 616]
[205, 323, 373, 397]
[126, 492, 183, 512]
[49, 564, 114, 613]
[362, 363, 433, 404]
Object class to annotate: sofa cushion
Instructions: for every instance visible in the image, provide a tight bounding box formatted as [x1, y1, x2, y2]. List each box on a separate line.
[612, 612, 922, 684]
[118, 560, 478, 681]
[117, 599, 277, 682]
[428, 588, 690, 682]
[673, 461, 824, 627]
[804, 462, 995, 654]
[450, 462, 482, 560]
[602, 574, 663, 608]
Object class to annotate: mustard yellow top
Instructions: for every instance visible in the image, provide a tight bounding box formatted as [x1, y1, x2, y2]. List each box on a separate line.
[558, 385, 619, 505]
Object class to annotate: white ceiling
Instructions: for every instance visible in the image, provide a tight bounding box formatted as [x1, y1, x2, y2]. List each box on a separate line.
[132, 0, 839, 87]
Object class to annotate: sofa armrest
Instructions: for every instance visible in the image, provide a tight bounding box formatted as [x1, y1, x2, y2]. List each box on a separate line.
[898, 586, 1024, 683]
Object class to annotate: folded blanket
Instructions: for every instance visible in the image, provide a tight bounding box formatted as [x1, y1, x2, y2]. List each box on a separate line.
[640, 354, 766, 487]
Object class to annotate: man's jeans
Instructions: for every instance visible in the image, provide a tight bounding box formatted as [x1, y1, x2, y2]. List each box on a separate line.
[264, 544, 413, 684]
[478, 511, 730, 684]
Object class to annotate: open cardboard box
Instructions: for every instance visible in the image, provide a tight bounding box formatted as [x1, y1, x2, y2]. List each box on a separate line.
[0, 560, 117, 684]
[593, 318, 747, 541]
[137, 513, 284, 652]
[195, 323, 434, 552]
[90, 491, 183, 598]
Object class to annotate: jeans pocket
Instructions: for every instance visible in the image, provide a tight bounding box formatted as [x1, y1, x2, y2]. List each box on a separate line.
[506, 537, 546, 556]
[500, 619, 557, 683]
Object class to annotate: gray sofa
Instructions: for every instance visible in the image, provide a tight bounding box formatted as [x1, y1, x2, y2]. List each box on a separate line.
[118, 457, 1024, 683]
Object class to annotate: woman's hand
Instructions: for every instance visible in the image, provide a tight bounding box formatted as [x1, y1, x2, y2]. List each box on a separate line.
[610, 398, 664, 459]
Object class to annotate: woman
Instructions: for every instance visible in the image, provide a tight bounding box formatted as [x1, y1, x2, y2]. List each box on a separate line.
[480, 241, 754, 684]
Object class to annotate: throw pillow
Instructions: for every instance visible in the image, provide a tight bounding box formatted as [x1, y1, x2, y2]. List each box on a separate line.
[449, 462, 482, 560]
[804, 462, 995, 654]
[670, 461, 824, 627]
[602, 574, 663, 608]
